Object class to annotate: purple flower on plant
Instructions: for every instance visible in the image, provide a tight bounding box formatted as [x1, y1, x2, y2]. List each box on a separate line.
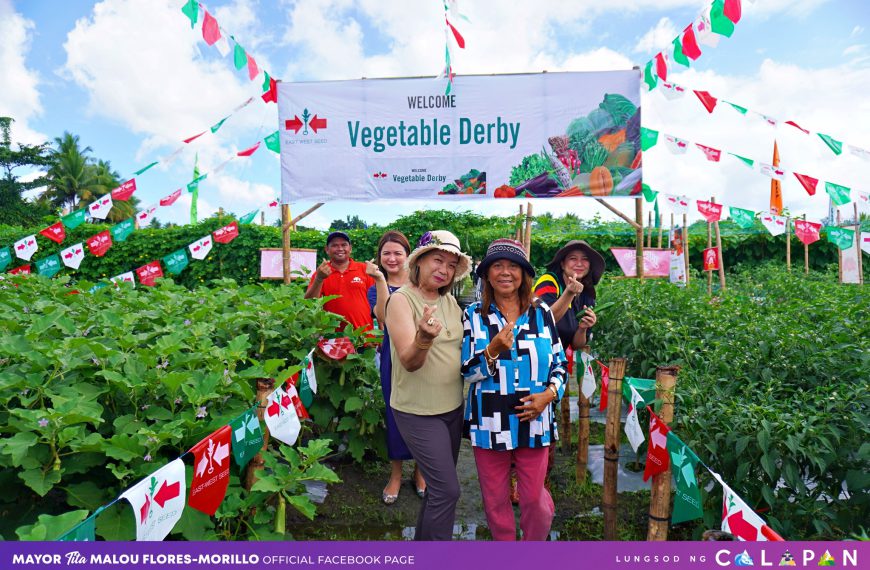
[196, 406, 207, 419]
[184, 319, 191, 326]
[141, 404, 150, 410]
[198, 299, 205, 305]
[38, 418, 49, 428]
[144, 454, 152, 462]
[91, 357, 100, 366]
[23, 307, 29, 314]
[174, 397, 183, 405]
[20, 388, 29, 396]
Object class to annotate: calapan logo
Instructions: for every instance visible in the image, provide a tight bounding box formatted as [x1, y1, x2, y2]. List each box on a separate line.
[285, 108, 327, 135]
[716, 548, 858, 567]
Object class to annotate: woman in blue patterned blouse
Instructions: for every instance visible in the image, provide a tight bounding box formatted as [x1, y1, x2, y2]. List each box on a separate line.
[461, 238, 567, 541]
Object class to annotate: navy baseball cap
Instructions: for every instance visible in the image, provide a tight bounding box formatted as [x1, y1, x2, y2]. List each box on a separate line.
[326, 231, 351, 245]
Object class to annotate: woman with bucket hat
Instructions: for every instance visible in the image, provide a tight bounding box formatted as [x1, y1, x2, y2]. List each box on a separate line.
[532, 240, 605, 349]
[461, 239, 567, 540]
[385, 230, 471, 540]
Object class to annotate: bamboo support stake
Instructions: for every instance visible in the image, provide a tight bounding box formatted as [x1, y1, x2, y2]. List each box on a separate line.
[595, 198, 641, 229]
[804, 214, 809, 274]
[516, 205, 524, 242]
[647, 366, 679, 541]
[855, 203, 864, 284]
[603, 357, 627, 540]
[713, 198, 726, 292]
[647, 211, 653, 248]
[576, 346, 592, 484]
[260, 211, 266, 226]
[683, 214, 690, 285]
[657, 215, 663, 249]
[561, 348, 572, 455]
[635, 198, 645, 279]
[524, 201, 534, 255]
[786, 217, 792, 271]
[287, 202, 324, 228]
[281, 204, 292, 285]
[837, 210, 843, 284]
[244, 378, 275, 490]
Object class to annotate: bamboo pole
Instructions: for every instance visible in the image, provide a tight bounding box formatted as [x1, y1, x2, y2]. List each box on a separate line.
[595, 198, 641, 229]
[706, 201, 713, 295]
[786, 217, 792, 271]
[516, 205, 524, 242]
[804, 214, 809, 274]
[561, 348, 572, 455]
[837, 210, 843, 284]
[603, 357, 627, 540]
[713, 198, 726, 292]
[855, 203, 864, 285]
[260, 211, 266, 226]
[635, 198, 644, 279]
[683, 214, 690, 285]
[281, 204, 292, 285]
[244, 378, 275, 490]
[576, 346, 591, 484]
[288, 202, 324, 228]
[647, 366, 679, 541]
[524, 201, 534, 255]
[657, 214, 663, 249]
[647, 211, 653, 248]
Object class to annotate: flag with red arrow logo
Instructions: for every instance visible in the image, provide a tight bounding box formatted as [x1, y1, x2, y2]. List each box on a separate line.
[88, 195, 113, 220]
[714, 472, 785, 541]
[697, 200, 724, 223]
[213, 221, 239, 244]
[160, 189, 182, 207]
[136, 205, 158, 228]
[14, 235, 38, 261]
[86, 231, 112, 257]
[39, 222, 66, 244]
[60, 243, 85, 270]
[120, 458, 186, 541]
[135, 261, 163, 287]
[111, 179, 137, 201]
[663, 194, 690, 215]
[188, 236, 213, 260]
[189, 425, 232, 516]
[643, 409, 671, 482]
[264, 385, 301, 446]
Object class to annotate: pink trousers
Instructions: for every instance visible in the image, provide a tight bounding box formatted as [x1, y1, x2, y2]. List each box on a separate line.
[473, 446, 555, 541]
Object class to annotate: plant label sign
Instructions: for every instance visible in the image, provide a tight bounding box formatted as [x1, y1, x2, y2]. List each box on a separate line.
[703, 247, 720, 271]
[120, 458, 186, 541]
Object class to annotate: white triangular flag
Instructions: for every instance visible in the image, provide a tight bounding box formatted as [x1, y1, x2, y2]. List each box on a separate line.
[860, 232, 870, 255]
[759, 213, 787, 236]
[215, 34, 230, 57]
[14, 235, 38, 261]
[659, 82, 686, 100]
[88, 195, 113, 220]
[111, 271, 136, 287]
[663, 194, 691, 215]
[264, 386, 301, 446]
[136, 205, 158, 228]
[848, 145, 870, 161]
[119, 458, 186, 541]
[624, 385, 646, 453]
[304, 349, 318, 394]
[579, 351, 596, 399]
[694, 11, 721, 47]
[758, 163, 786, 181]
[60, 243, 85, 270]
[188, 236, 213, 260]
[664, 134, 689, 155]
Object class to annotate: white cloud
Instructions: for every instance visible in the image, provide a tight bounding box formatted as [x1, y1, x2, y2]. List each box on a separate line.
[633, 17, 678, 55]
[843, 44, 865, 57]
[851, 26, 865, 37]
[0, 0, 45, 144]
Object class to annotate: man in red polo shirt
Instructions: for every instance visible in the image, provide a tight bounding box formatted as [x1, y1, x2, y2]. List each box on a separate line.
[304, 231, 376, 332]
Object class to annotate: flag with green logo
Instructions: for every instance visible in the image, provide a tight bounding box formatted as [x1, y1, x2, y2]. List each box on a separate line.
[111, 218, 135, 242]
[825, 182, 851, 206]
[35, 255, 62, 278]
[729, 207, 756, 229]
[640, 127, 659, 151]
[62, 209, 87, 230]
[230, 405, 264, 469]
[825, 226, 855, 249]
[298, 349, 318, 408]
[239, 210, 259, 225]
[667, 432, 704, 523]
[264, 131, 281, 154]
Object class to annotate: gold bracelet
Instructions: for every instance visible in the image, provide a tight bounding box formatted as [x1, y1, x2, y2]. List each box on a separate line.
[547, 384, 558, 399]
[484, 346, 498, 361]
[414, 331, 433, 350]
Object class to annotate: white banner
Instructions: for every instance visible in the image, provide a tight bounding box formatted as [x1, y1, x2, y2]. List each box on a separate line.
[278, 71, 641, 202]
[841, 227, 862, 284]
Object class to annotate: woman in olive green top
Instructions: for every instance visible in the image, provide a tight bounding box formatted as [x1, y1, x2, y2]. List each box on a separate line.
[385, 230, 471, 541]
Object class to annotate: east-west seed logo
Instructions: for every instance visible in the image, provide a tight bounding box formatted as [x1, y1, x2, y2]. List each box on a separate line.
[286, 108, 327, 135]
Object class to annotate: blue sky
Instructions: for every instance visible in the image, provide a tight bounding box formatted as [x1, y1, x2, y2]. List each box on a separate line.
[2, 0, 869, 229]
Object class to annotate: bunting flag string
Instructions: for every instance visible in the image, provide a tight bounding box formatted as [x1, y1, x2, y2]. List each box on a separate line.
[439, 0, 467, 94]
[654, 80, 870, 160]
[52, 342, 335, 541]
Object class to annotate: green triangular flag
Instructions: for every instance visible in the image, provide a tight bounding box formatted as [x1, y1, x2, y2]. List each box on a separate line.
[57, 508, 102, 541]
[35, 255, 62, 278]
[62, 209, 87, 230]
[239, 210, 259, 225]
[728, 153, 754, 168]
[654, 198, 661, 228]
[233, 39, 247, 70]
[0, 247, 12, 271]
[230, 405, 264, 469]
[640, 127, 659, 151]
[264, 130, 281, 154]
[134, 161, 158, 176]
[299, 350, 317, 408]
[210, 116, 229, 134]
[817, 133, 843, 156]
[710, 0, 735, 37]
[181, 0, 198, 29]
[667, 432, 704, 524]
[672, 37, 689, 67]
[187, 174, 207, 194]
[641, 183, 658, 203]
[729, 207, 756, 229]
[111, 218, 135, 242]
[726, 102, 748, 114]
[825, 182, 851, 206]
[162, 249, 189, 275]
[825, 226, 855, 249]
[622, 377, 656, 407]
[261, 71, 272, 93]
[643, 60, 658, 90]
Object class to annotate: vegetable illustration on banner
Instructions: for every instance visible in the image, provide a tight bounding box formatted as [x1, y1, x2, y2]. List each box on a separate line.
[188, 236, 213, 260]
[86, 231, 112, 257]
[111, 179, 137, 201]
[213, 222, 239, 244]
[135, 261, 163, 287]
[264, 386, 301, 446]
[794, 220, 821, 245]
[189, 426, 232, 516]
[61, 244, 85, 270]
[88, 195, 113, 220]
[703, 247, 720, 271]
[14, 235, 38, 261]
[230, 406, 263, 469]
[40, 222, 66, 244]
[120, 458, 186, 541]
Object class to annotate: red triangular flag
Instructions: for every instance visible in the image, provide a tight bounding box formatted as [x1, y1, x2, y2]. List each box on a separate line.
[237, 142, 260, 157]
[681, 25, 702, 60]
[643, 409, 671, 482]
[86, 230, 112, 257]
[135, 261, 163, 287]
[785, 120, 809, 134]
[213, 221, 239, 244]
[723, 0, 742, 24]
[654, 53, 668, 81]
[597, 362, 610, 412]
[446, 19, 465, 48]
[246, 53, 259, 81]
[696, 143, 722, 162]
[793, 172, 819, 196]
[40, 222, 66, 244]
[160, 189, 182, 206]
[189, 425, 232, 516]
[201, 10, 221, 46]
[693, 90, 718, 113]
[184, 131, 206, 144]
[111, 179, 137, 201]
[262, 75, 278, 104]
